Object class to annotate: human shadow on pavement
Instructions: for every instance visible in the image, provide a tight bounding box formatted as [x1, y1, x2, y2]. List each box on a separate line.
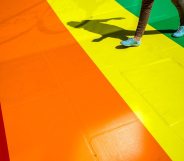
[67, 18, 175, 49]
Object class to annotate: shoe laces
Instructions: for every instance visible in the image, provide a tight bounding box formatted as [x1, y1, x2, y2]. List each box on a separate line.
[177, 26, 184, 33]
[128, 38, 134, 42]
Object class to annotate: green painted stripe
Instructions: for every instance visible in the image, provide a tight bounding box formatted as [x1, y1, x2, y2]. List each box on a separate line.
[116, 0, 184, 47]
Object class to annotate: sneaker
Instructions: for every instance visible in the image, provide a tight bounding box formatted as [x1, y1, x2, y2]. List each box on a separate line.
[120, 38, 141, 47]
[172, 26, 184, 38]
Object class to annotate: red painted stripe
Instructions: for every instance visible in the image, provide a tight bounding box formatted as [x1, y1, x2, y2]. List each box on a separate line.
[0, 105, 10, 161]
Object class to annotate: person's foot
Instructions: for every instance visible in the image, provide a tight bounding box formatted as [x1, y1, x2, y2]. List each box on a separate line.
[172, 26, 184, 38]
[120, 38, 141, 47]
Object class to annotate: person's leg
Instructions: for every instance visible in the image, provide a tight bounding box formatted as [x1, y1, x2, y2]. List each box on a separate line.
[172, 0, 184, 25]
[135, 0, 154, 40]
[121, 0, 154, 46]
[172, 0, 184, 37]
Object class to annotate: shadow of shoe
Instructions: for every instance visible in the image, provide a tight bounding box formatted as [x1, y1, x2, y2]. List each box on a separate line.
[115, 45, 129, 49]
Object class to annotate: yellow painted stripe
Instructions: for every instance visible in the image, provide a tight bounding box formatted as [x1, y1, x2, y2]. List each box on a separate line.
[47, 0, 184, 160]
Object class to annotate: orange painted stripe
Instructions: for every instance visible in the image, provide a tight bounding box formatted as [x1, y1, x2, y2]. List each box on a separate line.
[0, 1, 171, 161]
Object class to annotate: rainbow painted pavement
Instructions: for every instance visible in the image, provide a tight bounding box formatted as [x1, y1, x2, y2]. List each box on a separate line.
[0, 0, 184, 161]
